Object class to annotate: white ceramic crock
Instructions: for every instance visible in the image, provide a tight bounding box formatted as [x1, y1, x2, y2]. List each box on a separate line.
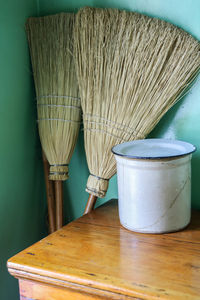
[112, 139, 196, 234]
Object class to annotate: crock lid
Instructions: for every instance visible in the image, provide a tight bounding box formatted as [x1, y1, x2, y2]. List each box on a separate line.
[112, 139, 196, 159]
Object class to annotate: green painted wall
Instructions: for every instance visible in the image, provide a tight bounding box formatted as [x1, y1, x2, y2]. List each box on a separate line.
[0, 1, 46, 299]
[1, 1, 200, 299]
[39, 0, 200, 221]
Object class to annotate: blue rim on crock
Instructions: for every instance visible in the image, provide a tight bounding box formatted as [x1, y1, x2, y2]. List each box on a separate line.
[111, 139, 196, 160]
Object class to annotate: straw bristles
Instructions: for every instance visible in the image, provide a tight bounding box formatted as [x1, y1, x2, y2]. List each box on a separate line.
[74, 7, 200, 197]
[26, 13, 80, 180]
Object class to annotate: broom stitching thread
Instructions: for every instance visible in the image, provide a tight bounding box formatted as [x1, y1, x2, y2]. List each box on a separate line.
[37, 104, 81, 110]
[38, 118, 81, 123]
[86, 187, 108, 194]
[38, 95, 80, 101]
[90, 173, 109, 181]
[84, 119, 145, 136]
[83, 128, 144, 141]
[51, 164, 69, 167]
[50, 172, 68, 175]
[83, 113, 144, 133]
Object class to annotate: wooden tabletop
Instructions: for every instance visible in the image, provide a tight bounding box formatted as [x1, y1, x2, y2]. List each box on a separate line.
[8, 199, 200, 299]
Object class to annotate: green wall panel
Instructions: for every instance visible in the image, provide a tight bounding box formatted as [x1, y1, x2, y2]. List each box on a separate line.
[1, 0, 199, 298]
[0, 1, 46, 299]
[39, 0, 200, 219]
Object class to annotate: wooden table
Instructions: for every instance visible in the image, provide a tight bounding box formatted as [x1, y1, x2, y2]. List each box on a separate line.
[7, 200, 200, 299]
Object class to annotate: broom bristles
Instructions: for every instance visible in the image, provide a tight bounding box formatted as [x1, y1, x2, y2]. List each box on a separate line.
[26, 13, 80, 180]
[74, 7, 200, 198]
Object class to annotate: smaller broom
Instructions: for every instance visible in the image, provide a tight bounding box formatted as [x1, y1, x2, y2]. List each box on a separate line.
[26, 13, 80, 230]
[74, 7, 200, 213]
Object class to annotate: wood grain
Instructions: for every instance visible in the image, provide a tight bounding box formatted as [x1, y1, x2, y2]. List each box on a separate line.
[8, 200, 200, 299]
[19, 279, 114, 300]
[54, 180, 63, 230]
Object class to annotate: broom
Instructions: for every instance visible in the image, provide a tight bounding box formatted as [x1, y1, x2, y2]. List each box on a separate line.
[73, 7, 200, 214]
[26, 13, 80, 230]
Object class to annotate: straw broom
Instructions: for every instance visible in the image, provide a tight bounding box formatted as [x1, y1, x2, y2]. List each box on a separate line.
[26, 13, 80, 230]
[74, 7, 200, 213]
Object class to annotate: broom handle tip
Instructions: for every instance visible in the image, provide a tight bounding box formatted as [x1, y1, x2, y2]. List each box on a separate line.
[84, 194, 97, 215]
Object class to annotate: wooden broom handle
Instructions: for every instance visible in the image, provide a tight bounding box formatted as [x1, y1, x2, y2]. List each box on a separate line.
[84, 194, 97, 214]
[55, 181, 63, 230]
[42, 153, 56, 233]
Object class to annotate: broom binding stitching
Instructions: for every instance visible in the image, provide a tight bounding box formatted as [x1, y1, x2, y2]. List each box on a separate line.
[86, 187, 108, 194]
[83, 127, 145, 141]
[38, 95, 80, 101]
[90, 174, 109, 181]
[51, 164, 69, 167]
[84, 119, 144, 137]
[83, 113, 144, 134]
[38, 118, 81, 123]
[50, 171, 69, 176]
[37, 104, 81, 110]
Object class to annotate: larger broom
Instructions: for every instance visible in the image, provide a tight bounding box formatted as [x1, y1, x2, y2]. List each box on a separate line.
[74, 7, 200, 213]
[26, 13, 80, 230]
